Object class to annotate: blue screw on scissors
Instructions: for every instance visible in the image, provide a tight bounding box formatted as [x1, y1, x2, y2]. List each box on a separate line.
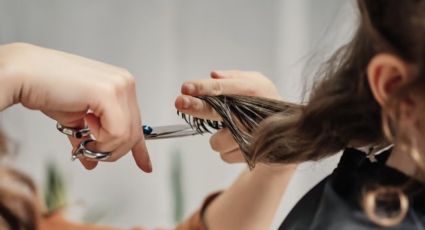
[56, 123, 206, 161]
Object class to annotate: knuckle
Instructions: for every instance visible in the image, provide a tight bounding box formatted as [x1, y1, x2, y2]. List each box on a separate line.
[121, 70, 136, 87]
[107, 83, 126, 98]
[108, 71, 136, 96]
[244, 87, 258, 96]
[192, 99, 205, 111]
[127, 76, 136, 89]
[263, 78, 274, 86]
[101, 82, 118, 97]
[211, 81, 223, 95]
[118, 68, 132, 79]
[194, 82, 203, 94]
[115, 77, 128, 93]
[249, 71, 268, 82]
[109, 127, 127, 141]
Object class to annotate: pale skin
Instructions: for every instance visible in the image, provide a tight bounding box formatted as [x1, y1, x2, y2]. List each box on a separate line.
[367, 54, 425, 181]
[0, 43, 296, 230]
[3, 43, 421, 230]
[174, 56, 425, 230]
[0, 43, 151, 173]
[175, 70, 297, 230]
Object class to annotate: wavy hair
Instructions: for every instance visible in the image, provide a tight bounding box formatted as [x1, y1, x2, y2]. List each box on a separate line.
[181, 0, 425, 226]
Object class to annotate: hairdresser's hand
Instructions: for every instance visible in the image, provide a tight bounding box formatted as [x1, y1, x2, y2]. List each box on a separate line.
[175, 70, 281, 163]
[0, 43, 151, 172]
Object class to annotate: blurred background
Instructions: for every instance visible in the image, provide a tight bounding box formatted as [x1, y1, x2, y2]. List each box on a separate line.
[0, 0, 356, 229]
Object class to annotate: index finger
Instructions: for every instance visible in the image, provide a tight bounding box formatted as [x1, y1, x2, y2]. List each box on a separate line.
[131, 138, 152, 173]
[181, 79, 257, 97]
[175, 95, 222, 121]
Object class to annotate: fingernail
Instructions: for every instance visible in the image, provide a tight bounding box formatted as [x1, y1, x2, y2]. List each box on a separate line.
[213, 71, 226, 78]
[182, 83, 195, 95]
[182, 97, 190, 109]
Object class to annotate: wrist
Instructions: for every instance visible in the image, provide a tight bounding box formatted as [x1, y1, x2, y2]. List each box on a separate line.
[0, 43, 26, 110]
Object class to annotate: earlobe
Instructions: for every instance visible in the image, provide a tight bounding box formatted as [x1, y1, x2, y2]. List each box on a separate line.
[367, 54, 412, 106]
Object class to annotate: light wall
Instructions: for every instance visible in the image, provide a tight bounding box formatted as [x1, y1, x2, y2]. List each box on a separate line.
[0, 0, 355, 229]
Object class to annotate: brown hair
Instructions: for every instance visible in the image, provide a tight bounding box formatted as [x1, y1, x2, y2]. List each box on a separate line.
[252, 0, 425, 164]
[0, 131, 39, 229]
[183, 0, 425, 166]
[179, 95, 302, 168]
[180, 0, 425, 226]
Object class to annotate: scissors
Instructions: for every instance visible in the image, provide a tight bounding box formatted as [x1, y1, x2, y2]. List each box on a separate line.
[56, 123, 205, 161]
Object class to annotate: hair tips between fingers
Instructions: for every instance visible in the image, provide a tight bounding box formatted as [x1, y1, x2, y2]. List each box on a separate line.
[177, 95, 302, 168]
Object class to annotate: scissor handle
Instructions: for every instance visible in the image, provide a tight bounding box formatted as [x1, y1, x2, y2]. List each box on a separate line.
[57, 123, 111, 161]
[57, 123, 153, 138]
[57, 122, 200, 162]
[57, 123, 161, 162]
[72, 139, 111, 161]
[56, 123, 91, 139]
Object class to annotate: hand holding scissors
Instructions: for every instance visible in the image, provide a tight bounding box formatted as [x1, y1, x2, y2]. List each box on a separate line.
[0, 43, 155, 172]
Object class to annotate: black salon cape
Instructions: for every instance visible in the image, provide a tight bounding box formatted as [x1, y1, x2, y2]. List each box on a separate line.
[279, 148, 425, 230]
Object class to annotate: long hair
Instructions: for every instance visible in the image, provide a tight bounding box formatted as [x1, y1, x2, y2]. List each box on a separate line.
[180, 0, 425, 226]
[182, 0, 425, 168]
[253, 0, 425, 164]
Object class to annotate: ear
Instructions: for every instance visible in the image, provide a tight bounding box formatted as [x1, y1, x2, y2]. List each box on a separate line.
[367, 54, 413, 106]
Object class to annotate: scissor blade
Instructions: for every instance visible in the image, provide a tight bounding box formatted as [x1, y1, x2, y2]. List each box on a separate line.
[145, 129, 201, 140]
[149, 124, 193, 135]
[144, 124, 205, 140]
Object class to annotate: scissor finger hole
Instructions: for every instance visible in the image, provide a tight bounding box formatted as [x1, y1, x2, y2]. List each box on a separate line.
[72, 139, 111, 161]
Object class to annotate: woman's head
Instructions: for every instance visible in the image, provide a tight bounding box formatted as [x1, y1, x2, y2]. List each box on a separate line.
[250, 0, 425, 165]
[182, 0, 425, 168]
[251, 0, 425, 226]
[364, 0, 425, 170]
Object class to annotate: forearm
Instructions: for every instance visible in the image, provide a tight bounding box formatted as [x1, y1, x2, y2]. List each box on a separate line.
[204, 164, 297, 230]
[0, 43, 24, 111]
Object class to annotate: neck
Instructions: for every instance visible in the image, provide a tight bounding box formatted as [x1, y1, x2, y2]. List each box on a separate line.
[386, 145, 425, 183]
